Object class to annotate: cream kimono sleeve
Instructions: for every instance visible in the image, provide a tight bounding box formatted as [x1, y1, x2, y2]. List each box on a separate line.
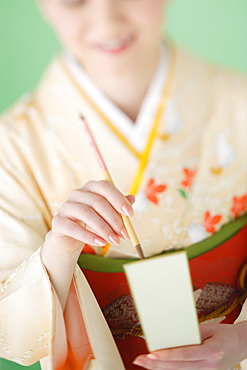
[0, 248, 55, 366]
[0, 109, 67, 368]
[0, 104, 124, 370]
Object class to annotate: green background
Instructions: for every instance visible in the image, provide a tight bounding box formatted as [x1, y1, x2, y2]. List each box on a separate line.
[0, 0, 247, 114]
[0, 0, 246, 369]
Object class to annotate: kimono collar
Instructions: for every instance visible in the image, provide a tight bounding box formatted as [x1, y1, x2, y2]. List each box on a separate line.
[62, 43, 170, 153]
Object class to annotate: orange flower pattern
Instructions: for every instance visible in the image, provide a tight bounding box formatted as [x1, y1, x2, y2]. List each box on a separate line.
[203, 211, 222, 234]
[181, 168, 197, 188]
[145, 178, 167, 205]
[231, 195, 247, 219]
[178, 168, 196, 199]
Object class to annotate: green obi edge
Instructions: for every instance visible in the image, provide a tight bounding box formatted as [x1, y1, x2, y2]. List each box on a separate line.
[78, 214, 247, 273]
[0, 359, 41, 369]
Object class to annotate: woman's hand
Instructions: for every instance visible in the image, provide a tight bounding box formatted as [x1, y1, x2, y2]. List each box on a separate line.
[46, 180, 134, 254]
[42, 180, 134, 309]
[133, 322, 247, 369]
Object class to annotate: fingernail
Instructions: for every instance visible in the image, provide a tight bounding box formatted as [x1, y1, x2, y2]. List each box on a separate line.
[122, 204, 134, 217]
[133, 358, 145, 366]
[120, 227, 130, 239]
[147, 353, 158, 360]
[108, 233, 120, 245]
[94, 238, 106, 246]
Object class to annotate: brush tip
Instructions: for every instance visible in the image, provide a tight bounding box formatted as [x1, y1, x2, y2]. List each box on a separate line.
[136, 244, 145, 260]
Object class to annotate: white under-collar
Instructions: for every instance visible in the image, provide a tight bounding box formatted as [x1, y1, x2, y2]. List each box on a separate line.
[63, 43, 170, 153]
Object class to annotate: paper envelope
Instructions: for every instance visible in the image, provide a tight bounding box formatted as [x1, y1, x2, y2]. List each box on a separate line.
[123, 250, 201, 352]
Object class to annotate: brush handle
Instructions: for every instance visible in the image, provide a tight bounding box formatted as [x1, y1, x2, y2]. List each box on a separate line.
[104, 170, 144, 259]
[81, 115, 144, 259]
[122, 215, 139, 247]
[122, 216, 145, 259]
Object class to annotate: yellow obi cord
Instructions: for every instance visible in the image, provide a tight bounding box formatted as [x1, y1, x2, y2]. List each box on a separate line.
[129, 47, 176, 195]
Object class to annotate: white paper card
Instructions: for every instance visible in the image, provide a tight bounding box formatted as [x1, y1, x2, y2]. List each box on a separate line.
[123, 251, 201, 351]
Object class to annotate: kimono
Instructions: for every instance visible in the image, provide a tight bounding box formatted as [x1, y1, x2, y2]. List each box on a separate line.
[0, 42, 246, 369]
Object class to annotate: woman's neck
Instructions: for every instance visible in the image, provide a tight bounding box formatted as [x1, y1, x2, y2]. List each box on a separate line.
[94, 72, 152, 122]
[85, 49, 160, 122]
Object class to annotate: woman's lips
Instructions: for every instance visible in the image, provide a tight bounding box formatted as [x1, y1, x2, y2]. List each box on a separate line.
[96, 35, 133, 54]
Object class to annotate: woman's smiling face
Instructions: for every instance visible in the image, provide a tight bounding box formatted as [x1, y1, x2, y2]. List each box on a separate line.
[39, 0, 166, 75]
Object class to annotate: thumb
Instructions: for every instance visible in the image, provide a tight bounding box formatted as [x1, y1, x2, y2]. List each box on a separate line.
[199, 323, 218, 341]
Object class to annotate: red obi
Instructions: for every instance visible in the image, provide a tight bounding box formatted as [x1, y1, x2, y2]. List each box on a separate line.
[78, 216, 247, 370]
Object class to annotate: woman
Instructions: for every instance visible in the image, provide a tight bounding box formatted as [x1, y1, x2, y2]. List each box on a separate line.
[0, 0, 246, 369]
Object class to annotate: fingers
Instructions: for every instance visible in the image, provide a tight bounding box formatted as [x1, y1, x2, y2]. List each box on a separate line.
[133, 357, 211, 369]
[146, 342, 222, 362]
[133, 324, 246, 370]
[52, 181, 135, 247]
[81, 180, 134, 217]
[52, 215, 107, 246]
[133, 349, 222, 369]
[133, 333, 223, 370]
[64, 198, 122, 238]
[53, 201, 122, 246]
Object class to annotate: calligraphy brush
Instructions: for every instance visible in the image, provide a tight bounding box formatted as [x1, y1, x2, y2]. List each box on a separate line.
[80, 115, 145, 260]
